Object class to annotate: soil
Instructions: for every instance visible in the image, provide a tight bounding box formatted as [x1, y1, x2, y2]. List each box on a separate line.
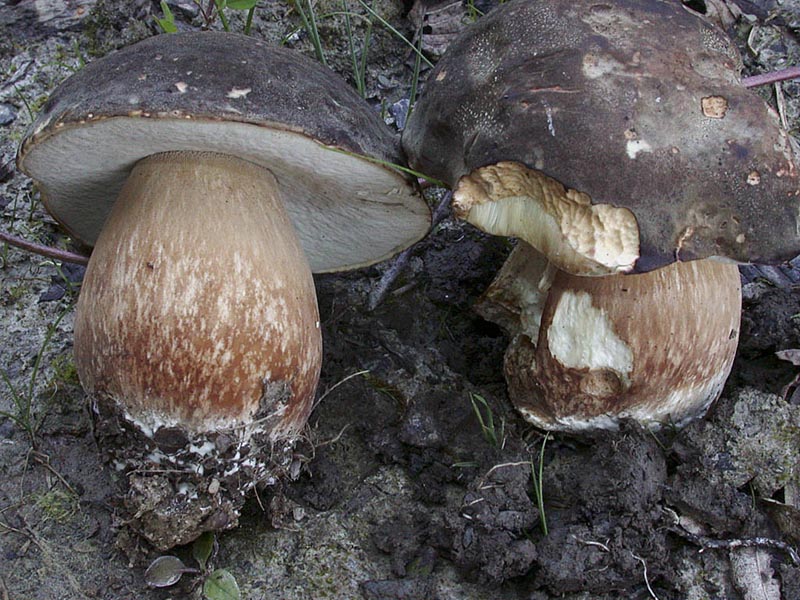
[2, 1, 800, 599]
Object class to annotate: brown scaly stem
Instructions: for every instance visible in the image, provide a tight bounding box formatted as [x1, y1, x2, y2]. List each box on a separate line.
[0, 229, 89, 265]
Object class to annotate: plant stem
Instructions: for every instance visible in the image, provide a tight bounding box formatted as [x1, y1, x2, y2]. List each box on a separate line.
[0, 230, 89, 265]
[356, 0, 433, 68]
[742, 66, 800, 88]
[244, 6, 255, 34]
[214, 0, 230, 31]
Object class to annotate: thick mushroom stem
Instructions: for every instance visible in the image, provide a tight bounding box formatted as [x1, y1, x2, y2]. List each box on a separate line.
[478, 244, 741, 431]
[74, 151, 322, 548]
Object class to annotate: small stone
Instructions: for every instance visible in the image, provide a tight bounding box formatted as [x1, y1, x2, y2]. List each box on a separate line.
[166, 0, 200, 19]
[390, 99, 410, 130]
[0, 104, 17, 126]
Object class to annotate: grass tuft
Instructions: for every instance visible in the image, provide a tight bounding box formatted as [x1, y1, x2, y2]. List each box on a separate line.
[469, 393, 504, 448]
[0, 307, 71, 444]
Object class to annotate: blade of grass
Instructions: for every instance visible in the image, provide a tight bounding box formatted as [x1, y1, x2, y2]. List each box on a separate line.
[531, 432, 549, 535]
[293, 0, 327, 66]
[343, 0, 364, 97]
[14, 87, 35, 122]
[469, 393, 498, 447]
[356, 0, 433, 68]
[405, 23, 423, 124]
[325, 147, 447, 188]
[358, 7, 373, 92]
[0, 307, 70, 442]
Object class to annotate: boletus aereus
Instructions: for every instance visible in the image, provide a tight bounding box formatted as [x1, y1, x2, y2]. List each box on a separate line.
[17, 32, 429, 548]
[402, 0, 800, 431]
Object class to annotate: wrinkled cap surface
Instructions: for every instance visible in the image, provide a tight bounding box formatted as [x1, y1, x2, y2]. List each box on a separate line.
[18, 32, 430, 273]
[403, 0, 800, 272]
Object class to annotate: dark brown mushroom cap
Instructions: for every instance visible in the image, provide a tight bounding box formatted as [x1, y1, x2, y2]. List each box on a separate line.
[403, 0, 800, 271]
[18, 31, 429, 273]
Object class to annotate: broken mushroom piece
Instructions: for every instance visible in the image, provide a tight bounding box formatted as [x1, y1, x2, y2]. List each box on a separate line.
[17, 32, 429, 548]
[402, 0, 800, 430]
[477, 241, 741, 430]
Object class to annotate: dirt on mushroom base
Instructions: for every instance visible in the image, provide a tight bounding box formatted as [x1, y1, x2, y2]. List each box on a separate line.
[2, 1, 800, 599]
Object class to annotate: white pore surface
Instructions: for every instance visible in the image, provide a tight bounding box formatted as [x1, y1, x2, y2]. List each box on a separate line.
[21, 117, 429, 272]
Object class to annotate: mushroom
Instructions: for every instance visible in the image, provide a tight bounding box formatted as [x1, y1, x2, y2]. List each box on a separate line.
[402, 0, 800, 431]
[17, 32, 429, 548]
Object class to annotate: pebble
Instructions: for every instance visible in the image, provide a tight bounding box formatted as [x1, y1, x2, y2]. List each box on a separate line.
[0, 104, 17, 126]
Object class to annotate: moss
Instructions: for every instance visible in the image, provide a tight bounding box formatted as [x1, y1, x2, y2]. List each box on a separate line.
[34, 489, 79, 524]
[48, 353, 79, 390]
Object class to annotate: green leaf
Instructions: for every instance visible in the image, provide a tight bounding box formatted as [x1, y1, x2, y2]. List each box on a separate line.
[144, 555, 186, 588]
[155, 0, 178, 33]
[193, 532, 215, 571]
[204, 569, 241, 600]
[226, 0, 258, 9]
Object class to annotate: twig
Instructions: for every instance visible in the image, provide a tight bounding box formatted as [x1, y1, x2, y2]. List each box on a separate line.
[669, 524, 800, 565]
[0, 230, 89, 265]
[367, 190, 452, 311]
[31, 450, 78, 498]
[742, 66, 800, 88]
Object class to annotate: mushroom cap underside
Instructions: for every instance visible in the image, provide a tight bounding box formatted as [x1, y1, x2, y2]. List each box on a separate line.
[18, 31, 430, 273]
[403, 0, 800, 270]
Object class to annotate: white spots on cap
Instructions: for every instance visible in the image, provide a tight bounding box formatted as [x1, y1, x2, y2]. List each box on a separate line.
[227, 87, 252, 99]
[701, 96, 728, 119]
[582, 53, 622, 80]
[547, 290, 633, 381]
[175, 81, 188, 94]
[128, 95, 141, 105]
[626, 138, 652, 159]
[747, 170, 761, 185]
[541, 99, 555, 137]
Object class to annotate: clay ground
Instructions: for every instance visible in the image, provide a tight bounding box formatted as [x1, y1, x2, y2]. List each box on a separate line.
[2, 0, 800, 598]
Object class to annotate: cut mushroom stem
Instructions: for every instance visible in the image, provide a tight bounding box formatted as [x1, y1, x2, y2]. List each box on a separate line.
[75, 150, 322, 548]
[477, 243, 741, 431]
